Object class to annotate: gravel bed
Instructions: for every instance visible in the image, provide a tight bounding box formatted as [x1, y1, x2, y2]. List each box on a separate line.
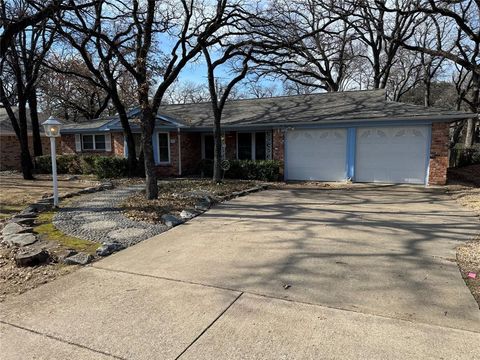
[53, 186, 168, 247]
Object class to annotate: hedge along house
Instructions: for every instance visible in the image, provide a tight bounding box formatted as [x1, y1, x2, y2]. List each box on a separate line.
[60, 89, 474, 185]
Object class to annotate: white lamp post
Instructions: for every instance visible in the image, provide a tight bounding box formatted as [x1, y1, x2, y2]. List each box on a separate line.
[41, 117, 62, 207]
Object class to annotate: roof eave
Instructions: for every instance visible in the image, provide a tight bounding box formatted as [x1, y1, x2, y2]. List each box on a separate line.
[186, 113, 475, 130]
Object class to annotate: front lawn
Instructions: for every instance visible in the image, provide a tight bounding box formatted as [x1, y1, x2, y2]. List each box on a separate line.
[0, 171, 99, 219]
[121, 179, 259, 223]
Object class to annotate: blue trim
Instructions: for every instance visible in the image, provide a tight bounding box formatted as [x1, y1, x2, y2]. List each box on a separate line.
[152, 131, 159, 164]
[346, 128, 356, 180]
[424, 125, 432, 186]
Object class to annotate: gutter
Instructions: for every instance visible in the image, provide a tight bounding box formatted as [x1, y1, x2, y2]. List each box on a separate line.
[179, 113, 475, 132]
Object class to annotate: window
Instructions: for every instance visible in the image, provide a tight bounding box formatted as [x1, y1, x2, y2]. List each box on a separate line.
[255, 132, 266, 160]
[158, 133, 170, 163]
[203, 135, 214, 160]
[238, 133, 252, 160]
[237, 132, 269, 160]
[82, 134, 106, 151]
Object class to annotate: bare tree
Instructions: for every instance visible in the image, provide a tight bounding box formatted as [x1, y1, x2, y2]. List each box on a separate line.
[341, 0, 419, 90]
[164, 81, 210, 104]
[59, 0, 248, 199]
[243, 81, 279, 98]
[386, 48, 422, 101]
[254, 0, 357, 92]
[383, 0, 480, 146]
[38, 57, 111, 121]
[0, 2, 56, 179]
[203, 44, 252, 182]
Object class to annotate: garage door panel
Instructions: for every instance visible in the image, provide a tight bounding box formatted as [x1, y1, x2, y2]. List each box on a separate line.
[356, 126, 428, 184]
[286, 129, 347, 181]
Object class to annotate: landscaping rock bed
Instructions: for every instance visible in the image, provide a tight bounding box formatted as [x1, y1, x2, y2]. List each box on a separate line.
[121, 180, 267, 224]
[53, 186, 168, 247]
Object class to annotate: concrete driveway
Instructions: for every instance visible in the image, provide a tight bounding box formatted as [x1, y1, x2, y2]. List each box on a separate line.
[1, 185, 479, 359]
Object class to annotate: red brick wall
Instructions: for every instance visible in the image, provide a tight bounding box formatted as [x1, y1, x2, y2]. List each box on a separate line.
[272, 129, 285, 179]
[0, 134, 55, 170]
[112, 132, 124, 156]
[61, 132, 123, 157]
[180, 132, 201, 175]
[428, 122, 450, 185]
[61, 134, 76, 154]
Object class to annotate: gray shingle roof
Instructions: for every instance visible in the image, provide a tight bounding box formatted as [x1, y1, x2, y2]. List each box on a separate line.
[157, 89, 473, 128]
[0, 107, 78, 135]
[13, 90, 473, 135]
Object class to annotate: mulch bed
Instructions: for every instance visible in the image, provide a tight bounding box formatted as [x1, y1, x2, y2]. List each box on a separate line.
[121, 179, 258, 223]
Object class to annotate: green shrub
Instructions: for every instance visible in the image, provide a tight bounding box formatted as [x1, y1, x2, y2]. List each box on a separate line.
[34, 155, 53, 174]
[93, 156, 128, 179]
[35, 154, 129, 179]
[35, 154, 81, 174]
[80, 155, 97, 174]
[199, 159, 281, 181]
[59, 154, 82, 174]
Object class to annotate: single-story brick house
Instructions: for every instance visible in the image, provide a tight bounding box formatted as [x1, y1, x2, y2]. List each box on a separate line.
[60, 90, 474, 185]
[0, 107, 56, 170]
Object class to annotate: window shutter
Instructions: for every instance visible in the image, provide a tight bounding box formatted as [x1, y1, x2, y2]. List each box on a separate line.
[75, 134, 82, 152]
[105, 133, 112, 152]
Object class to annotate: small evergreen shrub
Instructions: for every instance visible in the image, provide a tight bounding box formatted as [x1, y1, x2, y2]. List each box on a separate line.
[34, 155, 81, 174]
[35, 154, 128, 179]
[80, 155, 97, 174]
[199, 159, 281, 181]
[93, 156, 128, 179]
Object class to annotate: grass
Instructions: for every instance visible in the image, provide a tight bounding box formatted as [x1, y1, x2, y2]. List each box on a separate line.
[34, 211, 98, 255]
[0, 204, 25, 220]
[0, 172, 99, 220]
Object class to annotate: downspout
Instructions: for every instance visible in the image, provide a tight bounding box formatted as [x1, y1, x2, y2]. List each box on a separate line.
[177, 127, 182, 176]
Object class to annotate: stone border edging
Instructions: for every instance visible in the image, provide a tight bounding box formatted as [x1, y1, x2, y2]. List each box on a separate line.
[3, 181, 269, 266]
[173, 184, 270, 225]
[2, 181, 114, 265]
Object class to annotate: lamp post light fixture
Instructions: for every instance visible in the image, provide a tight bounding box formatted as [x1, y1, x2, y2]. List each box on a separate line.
[41, 116, 62, 207]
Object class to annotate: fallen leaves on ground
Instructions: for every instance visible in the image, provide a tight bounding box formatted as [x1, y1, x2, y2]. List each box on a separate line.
[121, 179, 258, 224]
[448, 180, 480, 308]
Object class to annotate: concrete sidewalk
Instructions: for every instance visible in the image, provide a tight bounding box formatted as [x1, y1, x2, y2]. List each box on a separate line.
[1, 185, 479, 359]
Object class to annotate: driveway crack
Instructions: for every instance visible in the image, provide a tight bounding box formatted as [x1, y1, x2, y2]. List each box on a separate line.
[175, 292, 244, 360]
[0, 320, 126, 359]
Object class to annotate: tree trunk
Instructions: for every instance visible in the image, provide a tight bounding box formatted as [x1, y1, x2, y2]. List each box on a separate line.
[28, 88, 43, 156]
[140, 107, 158, 199]
[18, 103, 34, 179]
[464, 118, 474, 148]
[125, 131, 138, 176]
[424, 77, 431, 107]
[112, 96, 137, 176]
[212, 113, 222, 182]
[118, 112, 137, 176]
[465, 72, 479, 147]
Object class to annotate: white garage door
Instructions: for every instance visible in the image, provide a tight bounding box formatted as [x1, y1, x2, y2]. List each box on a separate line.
[355, 126, 429, 184]
[286, 128, 347, 181]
